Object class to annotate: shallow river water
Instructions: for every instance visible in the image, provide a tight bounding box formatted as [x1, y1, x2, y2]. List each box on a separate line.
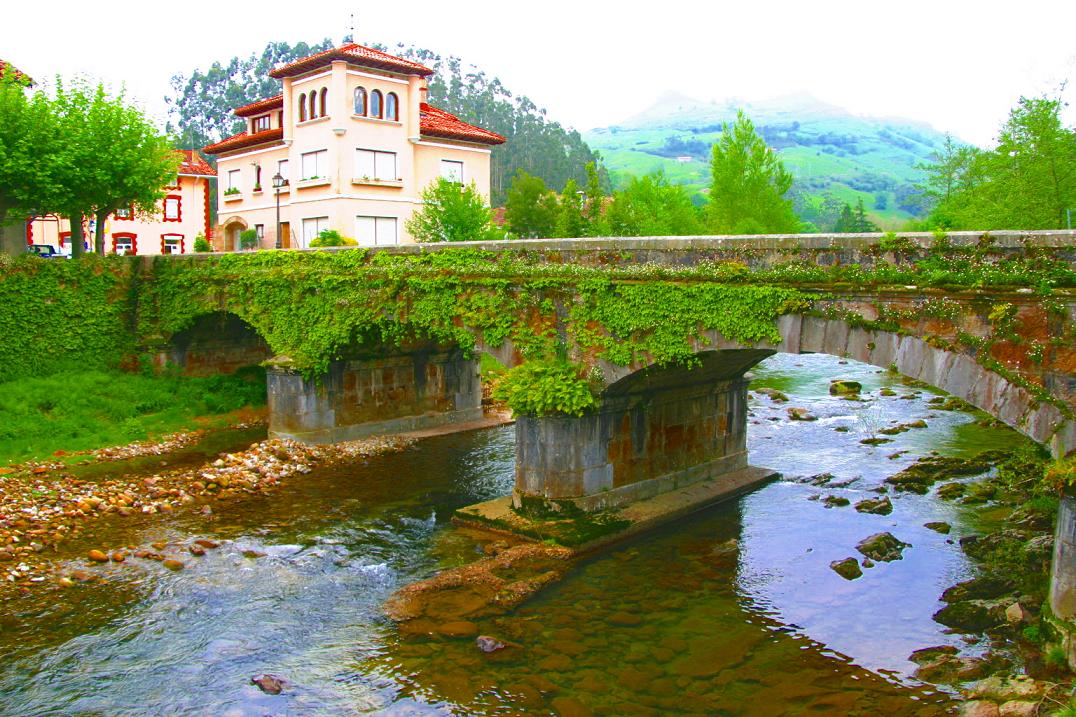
[0, 354, 1028, 716]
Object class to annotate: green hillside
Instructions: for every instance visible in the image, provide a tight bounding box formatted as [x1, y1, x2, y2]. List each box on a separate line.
[584, 93, 955, 229]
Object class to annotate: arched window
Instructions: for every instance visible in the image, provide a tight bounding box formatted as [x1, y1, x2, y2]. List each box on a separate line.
[386, 92, 399, 121]
[370, 90, 383, 119]
[299, 97, 306, 122]
[354, 87, 366, 116]
[308, 91, 317, 119]
[319, 88, 327, 118]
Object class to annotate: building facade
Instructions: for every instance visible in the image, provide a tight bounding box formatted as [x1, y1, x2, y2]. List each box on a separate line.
[204, 43, 505, 250]
[27, 151, 216, 256]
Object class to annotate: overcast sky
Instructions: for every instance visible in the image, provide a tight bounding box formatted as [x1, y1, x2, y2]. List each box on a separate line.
[3, 0, 1073, 146]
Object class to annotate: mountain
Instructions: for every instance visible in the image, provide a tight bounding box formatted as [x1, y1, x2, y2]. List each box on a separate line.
[583, 93, 955, 228]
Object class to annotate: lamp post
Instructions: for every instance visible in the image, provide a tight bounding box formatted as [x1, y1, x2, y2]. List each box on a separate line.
[272, 172, 288, 249]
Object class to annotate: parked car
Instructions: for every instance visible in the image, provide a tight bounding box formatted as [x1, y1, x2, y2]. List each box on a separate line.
[28, 245, 63, 259]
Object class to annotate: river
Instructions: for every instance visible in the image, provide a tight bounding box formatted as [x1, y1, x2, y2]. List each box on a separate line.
[0, 353, 1026, 716]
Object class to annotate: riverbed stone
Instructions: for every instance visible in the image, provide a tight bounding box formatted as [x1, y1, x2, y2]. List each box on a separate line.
[942, 576, 1015, 603]
[476, 635, 506, 653]
[754, 387, 789, 402]
[966, 674, 1042, 702]
[87, 549, 108, 563]
[250, 673, 285, 695]
[551, 696, 593, 717]
[959, 701, 1000, 717]
[854, 496, 893, 515]
[823, 495, 850, 508]
[925, 521, 951, 534]
[829, 380, 862, 396]
[998, 701, 1038, 717]
[855, 532, 910, 562]
[438, 620, 479, 638]
[162, 559, 184, 571]
[933, 599, 1005, 631]
[830, 557, 862, 580]
[937, 482, 967, 500]
[1004, 603, 1032, 624]
[787, 407, 817, 421]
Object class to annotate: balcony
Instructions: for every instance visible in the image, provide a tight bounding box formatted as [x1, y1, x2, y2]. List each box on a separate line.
[296, 177, 331, 190]
[351, 177, 403, 188]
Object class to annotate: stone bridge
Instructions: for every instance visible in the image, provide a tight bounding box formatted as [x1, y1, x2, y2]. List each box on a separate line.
[138, 230, 1076, 614]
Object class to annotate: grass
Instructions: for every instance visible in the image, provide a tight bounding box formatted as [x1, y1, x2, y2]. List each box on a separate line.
[0, 367, 267, 466]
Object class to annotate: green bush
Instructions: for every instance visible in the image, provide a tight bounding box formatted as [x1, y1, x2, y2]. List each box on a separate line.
[193, 234, 211, 252]
[492, 361, 598, 417]
[309, 229, 358, 247]
[239, 228, 259, 250]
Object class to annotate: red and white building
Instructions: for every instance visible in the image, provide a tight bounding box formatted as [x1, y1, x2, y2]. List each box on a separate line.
[27, 151, 216, 256]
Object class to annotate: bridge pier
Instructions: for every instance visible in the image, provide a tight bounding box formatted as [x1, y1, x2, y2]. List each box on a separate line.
[266, 347, 482, 444]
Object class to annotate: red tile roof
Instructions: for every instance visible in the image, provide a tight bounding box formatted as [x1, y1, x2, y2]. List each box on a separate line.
[0, 59, 32, 85]
[269, 43, 433, 79]
[204, 127, 284, 155]
[234, 94, 283, 118]
[177, 150, 216, 177]
[420, 103, 506, 146]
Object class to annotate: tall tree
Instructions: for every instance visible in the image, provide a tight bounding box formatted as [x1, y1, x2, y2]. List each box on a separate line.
[923, 95, 1075, 229]
[707, 110, 799, 234]
[582, 162, 608, 236]
[406, 178, 497, 242]
[505, 170, 558, 238]
[555, 179, 587, 238]
[0, 64, 55, 228]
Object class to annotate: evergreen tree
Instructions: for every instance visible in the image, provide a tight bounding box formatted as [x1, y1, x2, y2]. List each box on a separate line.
[582, 162, 608, 236]
[707, 110, 799, 234]
[606, 172, 702, 237]
[555, 179, 587, 238]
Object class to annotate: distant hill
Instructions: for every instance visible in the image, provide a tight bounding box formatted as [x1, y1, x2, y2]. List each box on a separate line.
[584, 93, 956, 228]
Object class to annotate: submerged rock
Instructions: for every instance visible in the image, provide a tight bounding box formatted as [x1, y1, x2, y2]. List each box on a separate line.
[437, 620, 479, 638]
[755, 387, 789, 402]
[830, 557, 862, 580]
[251, 673, 286, 695]
[886, 454, 995, 494]
[823, 495, 850, 508]
[854, 496, 893, 515]
[855, 532, 910, 562]
[924, 521, 951, 534]
[476, 635, 507, 653]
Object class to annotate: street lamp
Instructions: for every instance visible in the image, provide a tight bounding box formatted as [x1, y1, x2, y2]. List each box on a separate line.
[272, 172, 289, 249]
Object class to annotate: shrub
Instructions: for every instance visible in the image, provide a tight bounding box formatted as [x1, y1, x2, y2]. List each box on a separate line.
[492, 361, 598, 417]
[309, 229, 358, 247]
[239, 228, 259, 250]
[193, 234, 211, 253]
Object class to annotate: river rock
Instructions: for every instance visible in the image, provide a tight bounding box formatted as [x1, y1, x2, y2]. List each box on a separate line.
[162, 559, 185, 571]
[550, 696, 593, 717]
[438, 621, 479, 638]
[855, 532, 910, 562]
[87, 549, 109, 563]
[1024, 535, 1054, 561]
[830, 557, 862, 580]
[854, 496, 893, 515]
[998, 701, 1038, 717]
[189, 545, 206, 556]
[909, 645, 958, 665]
[476, 635, 507, 653]
[1004, 602, 1032, 624]
[965, 674, 1043, 702]
[887, 454, 994, 494]
[755, 387, 789, 402]
[0, 550, 14, 562]
[194, 539, 220, 549]
[933, 599, 1006, 631]
[829, 380, 862, 396]
[880, 388, 897, 396]
[925, 521, 951, 534]
[787, 407, 817, 421]
[110, 551, 126, 563]
[242, 550, 266, 559]
[250, 673, 285, 695]
[937, 482, 967, 500]
[823, 495, 850, 508]
[959, 701, 1000, 717]
[151, 541, 167, 551]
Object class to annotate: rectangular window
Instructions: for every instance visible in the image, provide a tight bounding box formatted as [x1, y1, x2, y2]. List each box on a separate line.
[440, 159, 464, 184]
[301, 150, 327, 180]
[255, 224, 265, 241]
[114, 206, 132, 220]
[161, 233, 184, 255]
[278, 159, 289, 182]
[163, 195, 181, 221]
[355, 149, 397, 181]
[302, 216, 329, 247]
[355, 215, 398, 246]
[113, 235, 136, 255]
[228, 169, 241, 190]
[253, 115, 270, 132]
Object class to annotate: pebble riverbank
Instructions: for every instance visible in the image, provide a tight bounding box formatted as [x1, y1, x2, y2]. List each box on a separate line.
[0, 429, 412, 595]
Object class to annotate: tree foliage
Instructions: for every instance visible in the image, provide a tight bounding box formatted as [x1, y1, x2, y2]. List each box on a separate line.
[605, 172, 702, 236]
[406, 178, 499, 242]
[922, 96, 1075, 229]
[0, 65, 55, 225]
[505, 170, 559, 238]
[707, 110, 800, 234]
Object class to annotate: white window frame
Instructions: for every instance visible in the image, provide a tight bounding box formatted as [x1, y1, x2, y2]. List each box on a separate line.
[354, 215, 398, 246]
[114, 236, 134, 254]
[355, 149, 398, 181]
[301, 150, 328, 181]
[227, 169, 241, 190]
[277, 159, 289, 182]
[440, 159, 464, 184]
[162, 233, 184, 255]
[163, 196, 181, 220]
[302, 216, 329, 248]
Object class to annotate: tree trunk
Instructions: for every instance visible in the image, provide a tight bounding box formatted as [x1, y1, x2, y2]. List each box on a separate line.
[68, 214, 84, 259]
[94, 209, 108, 254]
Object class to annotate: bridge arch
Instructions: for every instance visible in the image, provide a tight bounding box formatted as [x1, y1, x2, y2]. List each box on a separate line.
[154, 310, 272, 376]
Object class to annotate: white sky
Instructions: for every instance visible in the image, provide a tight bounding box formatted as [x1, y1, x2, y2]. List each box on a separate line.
[3, 0, 1074, 146]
